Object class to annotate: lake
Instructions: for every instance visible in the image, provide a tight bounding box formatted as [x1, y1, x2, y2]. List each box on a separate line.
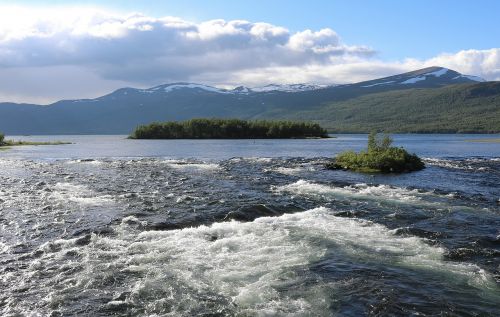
[1, 134, 499, 316]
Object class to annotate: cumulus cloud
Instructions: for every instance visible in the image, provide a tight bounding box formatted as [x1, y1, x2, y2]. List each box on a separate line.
[424, 49, 500, 81]
[0, 6, 498, 103]
[0, 6, 373, 81]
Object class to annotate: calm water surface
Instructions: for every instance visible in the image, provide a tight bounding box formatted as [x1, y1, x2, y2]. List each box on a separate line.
[0, 134, 499, 316]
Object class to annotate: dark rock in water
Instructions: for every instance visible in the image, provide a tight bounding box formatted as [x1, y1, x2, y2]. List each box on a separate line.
[205, 234, 219, 242]
[112, 292, 130, 301]
[74, 234, 92, 246]
[444, 247, 500, 261]
[71, 227, 114, 237]
[146, 218, 205, 231]
[224, 204, 304, 222]
[476, 235, 500, 248]
[393, 227, 448, 239]
[334, 210, 366, 218]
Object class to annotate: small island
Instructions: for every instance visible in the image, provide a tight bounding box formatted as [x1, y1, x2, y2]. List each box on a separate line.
[0, 132, 70, 148]
[327, 132, 425, 173]
[130, 118, 329, 139]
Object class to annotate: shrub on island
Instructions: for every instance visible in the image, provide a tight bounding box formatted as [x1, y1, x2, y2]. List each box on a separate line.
[327, 132, 425, 173]
[130, 118, 329, 139]
[0, 133, 70, 147]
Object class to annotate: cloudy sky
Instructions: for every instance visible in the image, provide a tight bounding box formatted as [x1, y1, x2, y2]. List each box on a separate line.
[1, 0, 499, 104]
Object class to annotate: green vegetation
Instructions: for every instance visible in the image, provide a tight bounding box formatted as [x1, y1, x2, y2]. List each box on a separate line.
[327, 132, 425, 173]
[130, 118, 329, 139]
[282, 82, 500, 133]
[0, 132, 71, 147]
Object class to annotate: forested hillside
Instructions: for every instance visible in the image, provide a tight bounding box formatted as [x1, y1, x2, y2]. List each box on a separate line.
[281, 82, 500, 133]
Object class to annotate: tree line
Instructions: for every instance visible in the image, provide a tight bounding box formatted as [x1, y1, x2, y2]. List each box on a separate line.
[130, 118, 329, 139]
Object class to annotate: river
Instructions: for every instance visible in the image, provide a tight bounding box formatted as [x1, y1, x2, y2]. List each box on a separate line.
[1, 134, 499, 316]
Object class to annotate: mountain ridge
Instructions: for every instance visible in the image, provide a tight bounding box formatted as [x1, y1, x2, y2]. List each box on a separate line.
[0, 67, 497, 134]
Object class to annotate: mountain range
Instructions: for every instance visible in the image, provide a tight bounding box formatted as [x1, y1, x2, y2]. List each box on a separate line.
[0, 66, 499, 134]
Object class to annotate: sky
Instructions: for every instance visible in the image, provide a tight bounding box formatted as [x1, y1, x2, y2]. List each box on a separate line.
[0, 0, 499, 104]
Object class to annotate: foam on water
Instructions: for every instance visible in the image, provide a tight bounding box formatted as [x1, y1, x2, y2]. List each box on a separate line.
[51, 182, 114, 206]
[4, 207, 496, 316]
[66, 159, 104, 165]
[424, 158, 475, 170]
[275, 180, 427, 204]
[0, 241, 9, 254]
[424, 157, 499, 172]
[163, 160, 220, 172]
[271, 165, 316, 175]
[230, 157, 273, 163]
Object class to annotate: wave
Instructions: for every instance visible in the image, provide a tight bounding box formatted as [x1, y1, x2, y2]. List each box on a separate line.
[162, 159, 220, 171]
[270, 165, 316, 175]
[66, 159, 104, 165]
[50, 182, 114, 206]
[275, 180, 429, 204]
[424, 157, 499, 171]
[229, 157, 273, 163]
[4, 207, 495, 316]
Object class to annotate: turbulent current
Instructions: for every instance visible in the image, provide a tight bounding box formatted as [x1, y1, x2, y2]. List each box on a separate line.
[0, 136, 499, 316]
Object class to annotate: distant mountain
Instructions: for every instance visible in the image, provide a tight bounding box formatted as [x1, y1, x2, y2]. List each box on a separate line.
[0, 67, 497, 134]
[113, 82, 334, 96]
[284, 81, 500, 133]
[349, 66, 484, 89]
[250, 83, 333, 92]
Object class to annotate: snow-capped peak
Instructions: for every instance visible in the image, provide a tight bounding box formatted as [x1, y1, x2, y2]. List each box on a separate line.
[425, 67, 449, 77]
[133, 82, 335, 95]
[139, 83, 230, 94]
[452, 75, 485, 82]
[232, 86, 251, 94]
[400, 67, 450, 85]
[157, 83, 229, 94]
[251, 83, 331, 93]
[397, 67, 485, 85]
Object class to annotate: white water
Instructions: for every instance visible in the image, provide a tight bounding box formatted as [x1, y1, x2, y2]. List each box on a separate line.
[275, 180, 427, 204]
[3, 207, 495, 316]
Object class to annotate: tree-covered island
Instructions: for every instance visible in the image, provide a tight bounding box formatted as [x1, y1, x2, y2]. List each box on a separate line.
[129, 119, 329, 139]
[327, 132, 425, 173]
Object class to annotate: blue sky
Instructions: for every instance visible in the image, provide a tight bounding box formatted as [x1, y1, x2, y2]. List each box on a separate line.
[4, 0, 499, 60]
[0, 0, 498, 103]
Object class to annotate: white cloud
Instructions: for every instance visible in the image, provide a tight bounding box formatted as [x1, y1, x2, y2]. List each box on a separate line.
[424, 49, 500, 81]
[0, 5, 498, 103]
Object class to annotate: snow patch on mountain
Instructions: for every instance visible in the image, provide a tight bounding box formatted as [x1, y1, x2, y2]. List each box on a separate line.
[400, 76, 427, 84]
[426, 68, 449, 77]
[453, 75, 485, 82]
[400, 68, 452, 85]
[362, 81, 396, 88]
[162, 83, 229, 94]
[251, 84, 330, 93]
[231, 86, 252, 94]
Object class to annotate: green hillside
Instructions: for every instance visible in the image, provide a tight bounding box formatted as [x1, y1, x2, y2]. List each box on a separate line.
[280, 82, 500, 133]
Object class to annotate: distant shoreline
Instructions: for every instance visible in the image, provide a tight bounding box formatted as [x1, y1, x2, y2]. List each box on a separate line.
[0, 140, 72, 148]
[2, 132, 499, 136]
[464, 138, 500, 143]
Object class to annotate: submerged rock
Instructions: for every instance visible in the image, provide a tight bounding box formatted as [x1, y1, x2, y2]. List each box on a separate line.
[224, 204, 304, 222]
